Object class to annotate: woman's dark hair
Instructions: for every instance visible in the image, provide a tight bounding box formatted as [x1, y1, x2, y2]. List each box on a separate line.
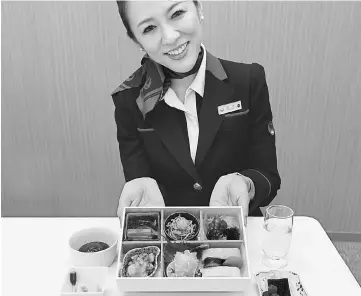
[116, 1, 200, 42]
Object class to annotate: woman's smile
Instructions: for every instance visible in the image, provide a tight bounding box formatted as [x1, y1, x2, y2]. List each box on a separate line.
[165, 41, 190, 60]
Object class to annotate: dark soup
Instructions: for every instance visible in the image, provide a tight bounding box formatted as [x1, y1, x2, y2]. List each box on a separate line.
[79, 241, 109, 253]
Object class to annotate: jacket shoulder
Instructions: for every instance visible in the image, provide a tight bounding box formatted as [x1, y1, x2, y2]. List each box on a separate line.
[219, 59, 266, 83]
[218, 59, 268, 109]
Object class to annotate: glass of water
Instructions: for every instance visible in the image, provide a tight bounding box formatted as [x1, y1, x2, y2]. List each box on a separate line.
[261, 205, 294, 269]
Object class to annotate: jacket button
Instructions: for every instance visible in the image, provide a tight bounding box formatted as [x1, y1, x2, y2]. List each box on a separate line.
[193, 183, 203, 191]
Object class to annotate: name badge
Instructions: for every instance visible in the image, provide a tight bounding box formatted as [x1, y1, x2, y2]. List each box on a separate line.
[218, 101, 242, 115]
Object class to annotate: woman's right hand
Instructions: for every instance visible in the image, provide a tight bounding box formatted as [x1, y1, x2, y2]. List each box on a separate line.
[117, 177, 165, 223]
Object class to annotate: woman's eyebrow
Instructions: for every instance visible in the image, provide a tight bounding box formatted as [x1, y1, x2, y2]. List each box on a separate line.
[137, 1, 185, 28]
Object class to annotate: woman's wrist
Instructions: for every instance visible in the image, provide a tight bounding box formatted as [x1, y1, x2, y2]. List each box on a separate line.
[234, 173, 256, 200]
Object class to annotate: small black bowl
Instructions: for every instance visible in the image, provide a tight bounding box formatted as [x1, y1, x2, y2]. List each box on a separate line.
[164, 212, 200, 241]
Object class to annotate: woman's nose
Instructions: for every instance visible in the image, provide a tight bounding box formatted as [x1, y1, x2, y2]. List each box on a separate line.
[161, 24, 180, 45]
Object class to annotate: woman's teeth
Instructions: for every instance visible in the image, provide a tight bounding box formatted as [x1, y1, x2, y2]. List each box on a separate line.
[167, 43, 188, 56]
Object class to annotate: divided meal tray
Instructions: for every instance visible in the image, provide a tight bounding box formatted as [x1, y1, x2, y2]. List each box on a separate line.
[116, 206, 251, 292]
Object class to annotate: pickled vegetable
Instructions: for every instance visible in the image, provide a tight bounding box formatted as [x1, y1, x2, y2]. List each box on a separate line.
[267, 278, 291, 296]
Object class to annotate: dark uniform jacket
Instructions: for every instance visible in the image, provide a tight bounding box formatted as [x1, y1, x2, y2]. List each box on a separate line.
[111, 51, 281, 216]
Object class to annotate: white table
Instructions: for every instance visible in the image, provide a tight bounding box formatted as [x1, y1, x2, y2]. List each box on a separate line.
[1, 217, 360, 296]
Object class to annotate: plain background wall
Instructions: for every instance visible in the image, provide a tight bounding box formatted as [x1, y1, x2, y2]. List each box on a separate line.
[1, 1, 360, 233]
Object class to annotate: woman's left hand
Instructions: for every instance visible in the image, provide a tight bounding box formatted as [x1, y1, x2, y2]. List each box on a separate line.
[209, 173, 250, 225]
[117, 177, 165, 225]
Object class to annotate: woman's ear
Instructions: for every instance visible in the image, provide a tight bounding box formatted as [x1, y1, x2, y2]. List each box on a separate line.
[134, 40, 144, 52]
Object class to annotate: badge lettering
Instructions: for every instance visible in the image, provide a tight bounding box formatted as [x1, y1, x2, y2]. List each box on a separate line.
[218, 101, 242, 115]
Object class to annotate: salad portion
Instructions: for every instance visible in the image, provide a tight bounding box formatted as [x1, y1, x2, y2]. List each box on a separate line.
[164, 212, 200, 241]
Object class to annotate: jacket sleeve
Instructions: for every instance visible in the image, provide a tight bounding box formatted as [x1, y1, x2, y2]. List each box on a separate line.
[240, 63, 281, 211]
[112, 91, 153, 182]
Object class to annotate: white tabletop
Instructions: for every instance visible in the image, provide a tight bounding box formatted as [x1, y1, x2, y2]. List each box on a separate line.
[1, 217, 360, 296]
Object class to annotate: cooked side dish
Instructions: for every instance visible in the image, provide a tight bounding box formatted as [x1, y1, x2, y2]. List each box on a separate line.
[127, 252, 156, 277]
[205, 215, 240, 240]
[78, 241, 109, 253]
[121, 246, 160, 278]
[125, 212, 160, 241]
[166, 215, 197, 240]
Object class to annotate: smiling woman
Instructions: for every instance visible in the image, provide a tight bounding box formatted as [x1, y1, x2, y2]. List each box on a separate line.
[111, 0, 281, 221]
[117, 0, 203, 73]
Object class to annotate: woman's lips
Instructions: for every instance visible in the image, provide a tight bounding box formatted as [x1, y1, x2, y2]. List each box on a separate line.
[166, 42, 189, 60]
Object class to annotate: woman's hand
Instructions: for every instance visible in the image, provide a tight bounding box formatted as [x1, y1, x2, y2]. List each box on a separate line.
[117, 177, 165, 222]
[209, 173, 250, 225]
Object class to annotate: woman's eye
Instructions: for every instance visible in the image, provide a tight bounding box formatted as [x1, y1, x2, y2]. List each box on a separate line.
[172, 9, 186, 18]
[143, 25, 155, 34]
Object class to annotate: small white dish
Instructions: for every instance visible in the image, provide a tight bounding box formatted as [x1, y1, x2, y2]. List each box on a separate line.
[255, 270, 308, 296]
[60, 267, 108, 296]
[69, 227, 118, 267]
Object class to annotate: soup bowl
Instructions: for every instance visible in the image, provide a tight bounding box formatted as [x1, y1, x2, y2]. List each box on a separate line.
[69, 227, 118, 267]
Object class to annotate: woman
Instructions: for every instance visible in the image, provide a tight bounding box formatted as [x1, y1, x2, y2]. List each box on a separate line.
[111, 0, 281, 222]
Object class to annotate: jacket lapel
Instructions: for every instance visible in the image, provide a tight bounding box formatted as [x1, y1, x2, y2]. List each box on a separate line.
[146, 102, 201, 182]
[143, 51, 233, 180]
[195, 69, 235, 169]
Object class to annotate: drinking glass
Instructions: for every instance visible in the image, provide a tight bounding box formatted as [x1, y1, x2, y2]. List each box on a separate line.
[261, 205, 294, 269]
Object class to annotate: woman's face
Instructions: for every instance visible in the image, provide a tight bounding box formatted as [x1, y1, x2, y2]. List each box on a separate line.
[127, 0, 203, 73]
